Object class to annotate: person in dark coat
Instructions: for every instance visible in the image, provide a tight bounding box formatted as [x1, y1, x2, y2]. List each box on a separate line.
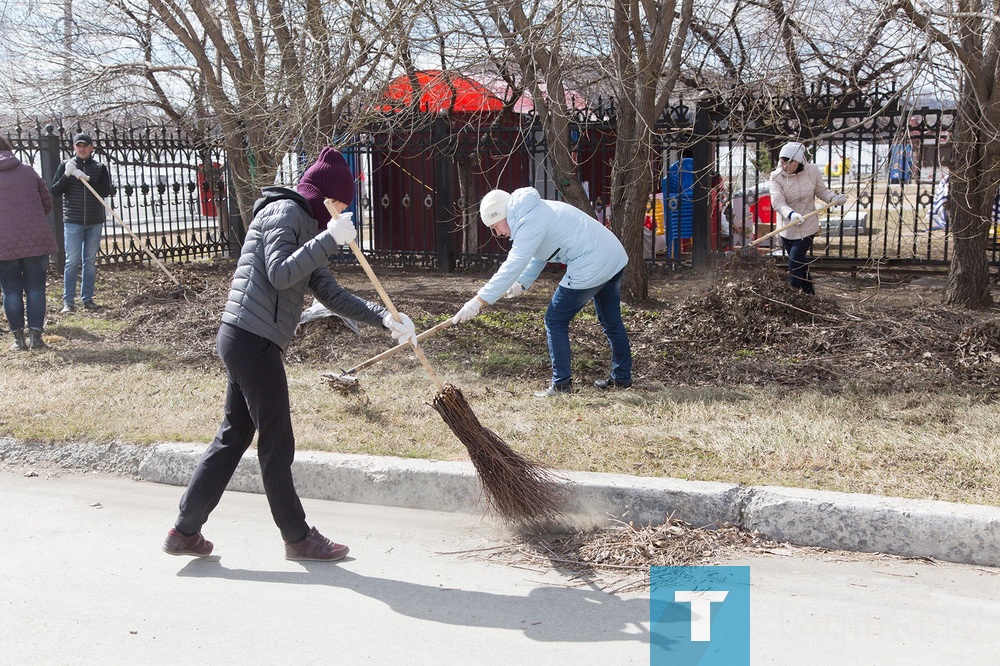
[50, 132, 115, 312]
[164, 147, 417, 561]
[0, 136, 57, 351]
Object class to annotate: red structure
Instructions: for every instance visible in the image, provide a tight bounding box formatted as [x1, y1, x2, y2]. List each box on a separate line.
[370, 71, 612, 265]
[381, 71, 505, 114]
[197, 162, 225, 217]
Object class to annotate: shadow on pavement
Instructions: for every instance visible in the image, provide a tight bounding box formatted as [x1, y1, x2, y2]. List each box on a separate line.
[177, 557, 653, 644]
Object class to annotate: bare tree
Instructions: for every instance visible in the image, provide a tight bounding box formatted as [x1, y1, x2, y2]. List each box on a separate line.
[450, 0, 692, 300]
[135, 0, 421, 224]
[0, 0, 428, 225]
[603, 0, 693, 300]
[899, 0, 998, 308]
[482, 1, 593, 214]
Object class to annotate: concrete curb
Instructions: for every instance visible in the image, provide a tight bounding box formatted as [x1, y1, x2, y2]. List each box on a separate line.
[3, 438, 999, 567]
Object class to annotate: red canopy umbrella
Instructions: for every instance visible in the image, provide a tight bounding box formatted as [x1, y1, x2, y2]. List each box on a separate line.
[382, 70, 505, 113]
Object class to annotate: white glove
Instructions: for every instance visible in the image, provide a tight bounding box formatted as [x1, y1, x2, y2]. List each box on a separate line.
[504, 282, 525, 299]
[789, 211, 805, 224]
[831, 193, 848, 206]
[452, 297, 483, 324]
[382, 312, 417, 346]
[327, 212, 356, 244]
[65, 161, 89, 182]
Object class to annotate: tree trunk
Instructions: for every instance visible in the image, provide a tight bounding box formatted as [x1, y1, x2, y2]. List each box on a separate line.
[945, 73, 998, 309]
[611, 112, 653, 301]
[535, 95, 593, 215]
[946, 167, 994, 307]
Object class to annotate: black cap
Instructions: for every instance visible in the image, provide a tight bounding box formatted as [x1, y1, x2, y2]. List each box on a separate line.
[73, 133, 93, 145]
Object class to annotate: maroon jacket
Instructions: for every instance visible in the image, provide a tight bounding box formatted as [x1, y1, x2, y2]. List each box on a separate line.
[0, 150, 56, 261]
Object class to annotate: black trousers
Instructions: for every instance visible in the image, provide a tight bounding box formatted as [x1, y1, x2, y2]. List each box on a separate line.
[175, 323, 309, 542]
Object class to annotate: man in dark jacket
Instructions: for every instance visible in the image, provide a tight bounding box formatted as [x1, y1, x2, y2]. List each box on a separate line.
[164, 147, 417, 562]
[50, 133, 115, 312]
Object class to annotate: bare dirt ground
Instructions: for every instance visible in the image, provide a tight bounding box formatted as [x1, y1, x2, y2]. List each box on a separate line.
[100, 258, 1000, 396]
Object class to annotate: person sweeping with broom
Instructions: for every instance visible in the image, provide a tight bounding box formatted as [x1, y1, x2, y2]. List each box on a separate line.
[769, 141, 848, 295]
[453, 187, 633, 397]
[163, 147, 417, 561]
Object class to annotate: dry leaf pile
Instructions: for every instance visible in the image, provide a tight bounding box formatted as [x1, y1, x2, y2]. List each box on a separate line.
[90, 261, 1000, 393]
[475, 518, 782, 594]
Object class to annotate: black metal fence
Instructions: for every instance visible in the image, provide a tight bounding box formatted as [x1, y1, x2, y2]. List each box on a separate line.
[6, 121, 232, 268]
[7, 92, 978, 273]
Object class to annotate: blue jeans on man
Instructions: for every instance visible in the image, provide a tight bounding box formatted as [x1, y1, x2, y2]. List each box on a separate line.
[782, 235, 815, 294]
[0, 255, 49, 331]
[544, 267, 632, 387]
[63, 222, 103, 307]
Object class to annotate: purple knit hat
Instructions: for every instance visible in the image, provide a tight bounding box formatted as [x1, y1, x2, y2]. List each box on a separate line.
[296, 147, 355, 226]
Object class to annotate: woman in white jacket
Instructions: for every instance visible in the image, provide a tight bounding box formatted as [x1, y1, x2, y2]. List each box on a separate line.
[452, 187, 633, 397]
[768, 142, 847, 294]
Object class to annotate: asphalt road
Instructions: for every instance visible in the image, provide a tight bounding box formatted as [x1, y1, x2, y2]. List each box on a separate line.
[2, 471, 999, 664]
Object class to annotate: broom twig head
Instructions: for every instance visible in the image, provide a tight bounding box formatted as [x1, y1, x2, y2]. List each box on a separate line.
[431, 384, 567, 524]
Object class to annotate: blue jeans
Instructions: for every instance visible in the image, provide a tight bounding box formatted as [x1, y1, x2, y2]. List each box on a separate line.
[63, 223, 103, 306]
[0, 255, 50, 331]
[544, 267, 632, 386]
[782, 235, 815, 294]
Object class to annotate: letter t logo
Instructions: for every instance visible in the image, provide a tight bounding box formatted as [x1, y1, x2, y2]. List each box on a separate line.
[674, 590, 729, 641]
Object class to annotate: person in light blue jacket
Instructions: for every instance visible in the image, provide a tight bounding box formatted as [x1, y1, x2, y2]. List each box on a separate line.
[452, 187, 633, 397]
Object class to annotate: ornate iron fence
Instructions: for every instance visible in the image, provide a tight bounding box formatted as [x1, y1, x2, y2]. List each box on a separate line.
[7, 91, 973, 272]
[6, 120, 232, 268]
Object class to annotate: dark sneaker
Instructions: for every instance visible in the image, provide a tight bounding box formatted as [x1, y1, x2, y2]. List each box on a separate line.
[285, 527, 349, 561]
[27, 329, 46, 350]
[595, 377, 632, 389]
[163, 528, 214, 557]
[533, 382, 573, 398]
[82, 300, 102, 311]
[9, 330, 27, 351]
[60, 303, 75, 314]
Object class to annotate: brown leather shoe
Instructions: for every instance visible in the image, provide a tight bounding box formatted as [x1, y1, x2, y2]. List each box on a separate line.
[163, 528, 214, 557]
[285, 527, 349, 561]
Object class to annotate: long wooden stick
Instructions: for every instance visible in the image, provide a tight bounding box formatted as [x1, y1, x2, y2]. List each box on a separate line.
[342, 318, 454, 375]
[79, 176, 181, 286]
[324, 199, 445, 392]
[740, 197, 849, 250]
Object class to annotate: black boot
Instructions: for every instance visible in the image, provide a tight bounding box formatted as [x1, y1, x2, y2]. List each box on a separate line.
[27, 328, 45, 350]
[9, 329, 27, 351]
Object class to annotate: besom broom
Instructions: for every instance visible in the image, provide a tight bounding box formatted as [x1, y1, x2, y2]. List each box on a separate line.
[323, 199, 567, 524]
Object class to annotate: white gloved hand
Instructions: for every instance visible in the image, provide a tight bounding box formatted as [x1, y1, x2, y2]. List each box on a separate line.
[504, 282, 525, 299]
[452, 297, 483, 324]
[789, 211, 805, 224]
[327, 212, 356, 244]
[65, 161, 89, 181]
[831, 193, 848, 206]
[383, 312, 417, 346]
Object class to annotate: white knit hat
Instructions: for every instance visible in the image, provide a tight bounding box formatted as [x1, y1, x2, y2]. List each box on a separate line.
[480, 189, 511, 227]
[779, 142, 807, 164]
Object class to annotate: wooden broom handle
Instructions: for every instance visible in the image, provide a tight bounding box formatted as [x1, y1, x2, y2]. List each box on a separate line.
[746, 196, 849, 248]
[324, 199, 446, 392]
[345, 318, 454, 375]
[79, 176, 181, 286]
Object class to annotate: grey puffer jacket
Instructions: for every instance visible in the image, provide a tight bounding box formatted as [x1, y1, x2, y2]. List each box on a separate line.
[0, 150, 57, 261]
[221, 187, 388, 350]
